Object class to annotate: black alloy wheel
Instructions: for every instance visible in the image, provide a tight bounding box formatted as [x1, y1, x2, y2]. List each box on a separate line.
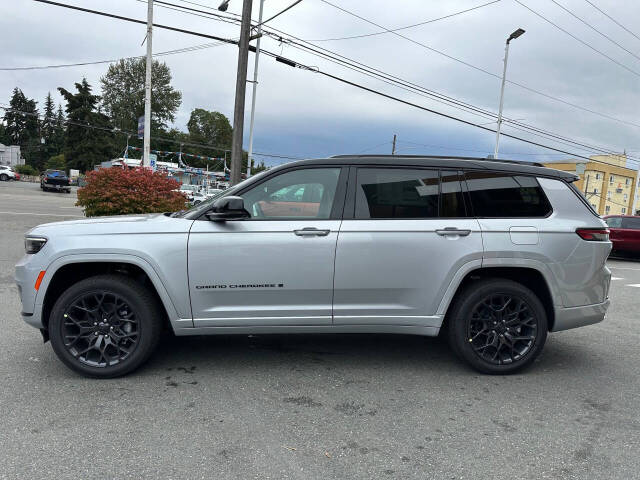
[468, 294, 537, 365]
[61, 292, 140, 367]
[49, 275, 163, 378]
[447, 278, 547, 374]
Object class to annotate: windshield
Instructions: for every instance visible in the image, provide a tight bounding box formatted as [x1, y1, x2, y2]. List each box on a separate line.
[177, 170, 271, 219]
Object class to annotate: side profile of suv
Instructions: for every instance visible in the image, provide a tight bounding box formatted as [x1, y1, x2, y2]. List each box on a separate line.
[0, 165, 19, 181]
[15, 156, 612, 377]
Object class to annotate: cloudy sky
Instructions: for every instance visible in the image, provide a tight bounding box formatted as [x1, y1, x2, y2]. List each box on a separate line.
[1, 0, 639, 167]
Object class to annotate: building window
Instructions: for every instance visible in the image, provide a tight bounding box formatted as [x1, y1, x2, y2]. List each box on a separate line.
[626, 178, 631, 186]
[607, 191, 611, 199]
[595, 173, 601, 180]
[605, 205, 611, 214]
[610, 175, 614, 184]
[622, 207, 627, 214]
[624, 194, 628, 201]
[593, 188, 598, 194]
[591, 204, 598, 210]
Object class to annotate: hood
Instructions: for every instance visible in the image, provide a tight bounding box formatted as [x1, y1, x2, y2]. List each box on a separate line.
[28, 212, 193, 237]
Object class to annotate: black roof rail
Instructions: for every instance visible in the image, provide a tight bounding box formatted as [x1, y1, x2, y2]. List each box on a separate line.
[328, 154, 545, 168]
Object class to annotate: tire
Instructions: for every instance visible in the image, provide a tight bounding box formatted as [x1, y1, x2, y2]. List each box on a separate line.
[0, 174, 7, 181]
[446, 278, 548, 375]
[48, 274, 163, 378]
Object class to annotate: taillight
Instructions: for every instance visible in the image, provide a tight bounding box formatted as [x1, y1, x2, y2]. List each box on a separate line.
[576, 228, 610, 241]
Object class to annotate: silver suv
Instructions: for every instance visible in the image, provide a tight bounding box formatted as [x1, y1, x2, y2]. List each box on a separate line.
[15, 156, 612, 377]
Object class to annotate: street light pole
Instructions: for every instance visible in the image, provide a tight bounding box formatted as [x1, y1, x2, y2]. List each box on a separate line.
[229, 0, 254, 185]
[142, 0, 154, 167]
[246, 0, 265, 178]
[494, 28, 525, 160]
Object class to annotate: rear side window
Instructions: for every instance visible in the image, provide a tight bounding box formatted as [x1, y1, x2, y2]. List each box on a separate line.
[440, 170, 466, 217]
[621, 217, 640, 229]
[355, 168, 439, 219]
[464, 172, 552, 217]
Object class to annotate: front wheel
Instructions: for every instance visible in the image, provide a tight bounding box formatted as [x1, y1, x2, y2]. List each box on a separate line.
[447, 279, 548, 374]
[0, 174, 7, 181]
[48, 275, 163, 378]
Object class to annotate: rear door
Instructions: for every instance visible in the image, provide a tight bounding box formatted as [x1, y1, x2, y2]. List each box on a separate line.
[333, 167, 483, 326]
[620, 216, 640, 252]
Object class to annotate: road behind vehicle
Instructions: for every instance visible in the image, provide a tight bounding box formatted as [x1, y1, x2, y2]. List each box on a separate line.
[40, 169, 71, 193]
[0, 165, 19, 181]
[16, 155, 612, 378]
[603, 215, 640, 255]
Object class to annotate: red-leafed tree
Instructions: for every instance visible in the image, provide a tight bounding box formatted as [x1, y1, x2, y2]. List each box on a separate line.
[77, 167, 187, 217]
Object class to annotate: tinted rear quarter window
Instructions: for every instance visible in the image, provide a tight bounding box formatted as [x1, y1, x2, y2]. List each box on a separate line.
[465, 172, 552, 217]
[605, 217, 622, 228]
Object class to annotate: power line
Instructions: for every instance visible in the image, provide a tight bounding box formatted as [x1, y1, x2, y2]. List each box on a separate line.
[28, 1, 640, 170]
[514, 0, 640, 78]
[583, 0, 640, 43]
[312, 0, 640, 130]
[0, 105, 304, 161]
[26, 0, 640, 136]
[258, 0, 304, 26]
[305, 0, 501, 42]
[0, 40, 228, 71]
[549, 0, 640, 63]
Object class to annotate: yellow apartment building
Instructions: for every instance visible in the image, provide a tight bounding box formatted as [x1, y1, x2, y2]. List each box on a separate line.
[543, 154, 638, 216]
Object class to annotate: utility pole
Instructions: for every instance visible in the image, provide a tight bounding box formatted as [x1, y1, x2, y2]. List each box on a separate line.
[229, 0, 254, 185]
[246, 0, 265, 178]
[142, 0, 154, 167]
[494, 28, 525, 160]
[391, 134, 397, 155]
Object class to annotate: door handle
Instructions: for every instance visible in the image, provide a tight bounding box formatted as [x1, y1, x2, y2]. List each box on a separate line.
[436, 227, 471, 237]
[294, 227, 331, 237]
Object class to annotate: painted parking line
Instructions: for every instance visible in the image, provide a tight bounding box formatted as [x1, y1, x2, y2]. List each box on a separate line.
[0, 211, 83, 218]
[626, 284, 640, 288]
[611, 277, 623, 280]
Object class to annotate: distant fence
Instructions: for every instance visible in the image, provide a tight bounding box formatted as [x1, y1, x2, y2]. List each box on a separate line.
[19, 175, 39, 183]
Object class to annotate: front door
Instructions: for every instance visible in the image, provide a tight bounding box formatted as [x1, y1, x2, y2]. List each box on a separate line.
[333, 168, 483, 326]
[188, 166, 346, 327]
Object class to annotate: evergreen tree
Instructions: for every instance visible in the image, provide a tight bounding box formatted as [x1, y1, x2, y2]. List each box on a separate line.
[40, 92, 59, 162]
[3, 88, 42, 169]
[58, 79, 114, 172]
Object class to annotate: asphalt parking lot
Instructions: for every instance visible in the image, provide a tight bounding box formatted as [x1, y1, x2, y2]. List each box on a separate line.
[0, 180, 639, 479]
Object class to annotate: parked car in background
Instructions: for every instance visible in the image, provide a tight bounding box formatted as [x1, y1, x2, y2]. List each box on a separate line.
[603, 215, 640, 255]
[16, 155, 612, 378]
[0, 165, 19, 181]
[40, 170, 71, 193]
[176, 184, 200, 203]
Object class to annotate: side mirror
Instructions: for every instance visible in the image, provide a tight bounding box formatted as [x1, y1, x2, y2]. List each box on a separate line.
[205, 196, 250, 221]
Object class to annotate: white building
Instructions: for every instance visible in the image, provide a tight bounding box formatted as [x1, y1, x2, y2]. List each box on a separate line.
[0, 144, 23, 166]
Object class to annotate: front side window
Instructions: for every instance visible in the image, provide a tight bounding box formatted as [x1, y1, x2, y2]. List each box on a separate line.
[241, 168, 340, 219]
[464, 172, 552, 217]
[355, 168, 439, 219]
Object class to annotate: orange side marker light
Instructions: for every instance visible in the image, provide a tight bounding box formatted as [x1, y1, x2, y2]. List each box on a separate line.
[34, 271, 46, 291]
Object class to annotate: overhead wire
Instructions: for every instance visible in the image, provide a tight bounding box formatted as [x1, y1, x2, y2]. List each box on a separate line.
[304, 0, 501, 42]
[25, 0, 640, 170]
[549, 0, 640, 63]
[514, 0, 640, 78]
[583, 0, 640, 43]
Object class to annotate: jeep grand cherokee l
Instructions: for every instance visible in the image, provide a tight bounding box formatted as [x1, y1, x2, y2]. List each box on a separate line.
[15, 156, 612, 377]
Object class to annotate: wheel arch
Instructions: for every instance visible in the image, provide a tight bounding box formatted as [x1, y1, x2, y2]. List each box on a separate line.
[439, 265, 557, 331]
[39, 255, 182, 331]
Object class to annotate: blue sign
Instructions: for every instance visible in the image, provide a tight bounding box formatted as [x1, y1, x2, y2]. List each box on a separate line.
[137, 116, 145, 139]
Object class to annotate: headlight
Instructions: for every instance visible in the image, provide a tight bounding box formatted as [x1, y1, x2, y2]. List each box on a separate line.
[25, 237, 47, 254]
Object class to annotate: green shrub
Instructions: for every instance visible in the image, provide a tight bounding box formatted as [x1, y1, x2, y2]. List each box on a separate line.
[46, 154, 66, 171]
[77, 167, 187, 217]
[15, 165, 38, 176]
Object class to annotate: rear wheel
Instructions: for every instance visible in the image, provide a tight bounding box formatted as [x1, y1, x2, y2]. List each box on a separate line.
[447, 279, 547, 374]
[48, 275, 163, 378]
[0, 174, 7, 181]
